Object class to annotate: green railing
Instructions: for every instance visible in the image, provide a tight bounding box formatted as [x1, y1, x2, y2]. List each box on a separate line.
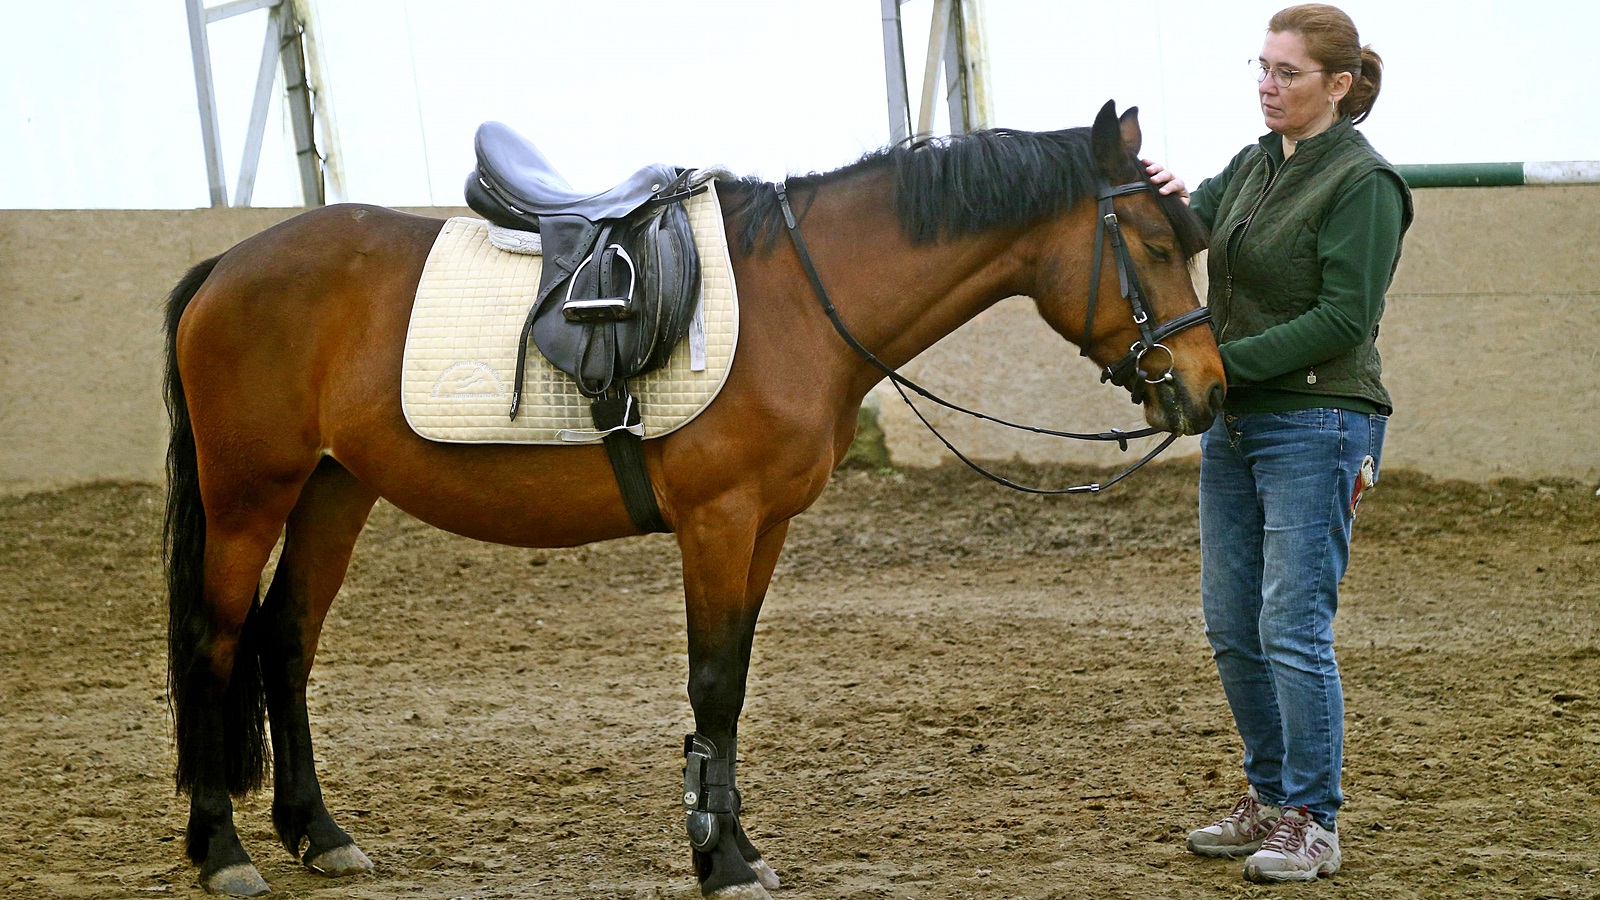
[1395, 161, 1600, 188]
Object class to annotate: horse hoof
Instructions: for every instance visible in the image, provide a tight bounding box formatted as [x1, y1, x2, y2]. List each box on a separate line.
[749, 858, 781, 891]
[305, 843, 374, 877]
[202, 863, 270, 896]
[706, 882, 773, 900]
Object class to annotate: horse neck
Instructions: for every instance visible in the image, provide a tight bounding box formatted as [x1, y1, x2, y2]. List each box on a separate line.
[790, 175, 1029, 389]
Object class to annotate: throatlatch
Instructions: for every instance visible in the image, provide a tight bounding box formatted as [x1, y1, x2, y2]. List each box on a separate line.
[683, 733, 739, 852]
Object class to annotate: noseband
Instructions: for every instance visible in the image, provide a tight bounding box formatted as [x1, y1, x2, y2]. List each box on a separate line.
[1084, 181, 1212, 398]
[774, 178, 1208, 494]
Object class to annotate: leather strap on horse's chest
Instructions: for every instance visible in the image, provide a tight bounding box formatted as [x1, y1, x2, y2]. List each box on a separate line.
[592, 392, 669, 534]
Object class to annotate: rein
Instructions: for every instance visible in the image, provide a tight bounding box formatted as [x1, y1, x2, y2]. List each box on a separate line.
[774, 179, 1210, 494]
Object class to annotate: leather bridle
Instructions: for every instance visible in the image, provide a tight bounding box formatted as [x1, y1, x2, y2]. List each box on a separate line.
[775, 177, 1211, 494]
[1084, 181, 1213, 398]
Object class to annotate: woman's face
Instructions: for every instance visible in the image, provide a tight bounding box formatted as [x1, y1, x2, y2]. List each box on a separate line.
[1258, 29, 1350, 139]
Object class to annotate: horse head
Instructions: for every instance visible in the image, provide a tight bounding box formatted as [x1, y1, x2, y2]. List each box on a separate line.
[1026, 101, 1225, 436]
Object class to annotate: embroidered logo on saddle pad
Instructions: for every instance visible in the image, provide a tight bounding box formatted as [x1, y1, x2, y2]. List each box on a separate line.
[401, 185, 738, 443]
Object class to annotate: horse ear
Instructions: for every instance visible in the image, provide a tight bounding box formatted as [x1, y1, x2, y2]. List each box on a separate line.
[1118, 106, 1143, 158]
[1091, 100, 1135, 180]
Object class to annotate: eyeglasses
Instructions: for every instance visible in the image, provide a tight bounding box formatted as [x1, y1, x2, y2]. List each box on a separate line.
[1251, 60, 1325, 88]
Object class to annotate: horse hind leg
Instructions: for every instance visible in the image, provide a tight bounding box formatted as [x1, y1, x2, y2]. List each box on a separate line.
[260, 458, 379, 878]
[170, 467, 311, 896]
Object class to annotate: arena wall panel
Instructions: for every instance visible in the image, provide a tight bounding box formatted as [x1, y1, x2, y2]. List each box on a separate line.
[1, 187, 1594, 494]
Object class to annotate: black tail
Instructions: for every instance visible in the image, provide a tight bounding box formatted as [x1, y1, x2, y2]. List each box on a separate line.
[164, 257, 270, 798]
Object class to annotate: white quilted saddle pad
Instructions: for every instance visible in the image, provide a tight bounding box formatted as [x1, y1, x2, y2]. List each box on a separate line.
[401, 185, 738, 443]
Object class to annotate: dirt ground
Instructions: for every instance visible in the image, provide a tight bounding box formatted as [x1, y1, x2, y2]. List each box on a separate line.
[2, 459, 1597, 900]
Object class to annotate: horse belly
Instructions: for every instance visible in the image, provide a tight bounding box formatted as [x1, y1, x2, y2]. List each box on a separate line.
[333, 437, 648, 550]
[316, 323, 651, 547]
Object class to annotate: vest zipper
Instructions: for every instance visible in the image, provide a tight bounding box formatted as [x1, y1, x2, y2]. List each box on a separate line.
[1217, 154, 1291, 341]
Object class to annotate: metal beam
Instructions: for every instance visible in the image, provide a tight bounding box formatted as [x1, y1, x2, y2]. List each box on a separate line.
[880, 0, 912, 145]
[233, 7, 284, 206]
[953, 0, 991, 131]
[276, 3, 324, 205]
[293, 0, 344, 203]
[916, 0, 952, 139]
[941, 7, 969, 132]
[184, 0, 228, 206]
[205, 0, 281, 23]
[185, 0, 322, 206]
[909, 0, 990, 140]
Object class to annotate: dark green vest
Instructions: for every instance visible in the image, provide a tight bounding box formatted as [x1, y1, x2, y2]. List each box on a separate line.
[1207, 118, 1413, 411]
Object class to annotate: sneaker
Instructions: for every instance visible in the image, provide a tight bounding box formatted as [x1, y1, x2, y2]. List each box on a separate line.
[1243, 806, 1341, 883]
[1186, 787, 1282, 857]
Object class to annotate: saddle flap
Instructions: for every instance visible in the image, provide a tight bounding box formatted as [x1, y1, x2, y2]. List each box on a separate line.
[530, 200, 702, 396]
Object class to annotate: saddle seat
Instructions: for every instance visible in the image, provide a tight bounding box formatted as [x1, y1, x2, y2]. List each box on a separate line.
[466, 121, 680, 231]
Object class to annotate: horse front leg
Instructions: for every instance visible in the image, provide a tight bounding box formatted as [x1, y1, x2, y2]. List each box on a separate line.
[678, 518, 790, 899]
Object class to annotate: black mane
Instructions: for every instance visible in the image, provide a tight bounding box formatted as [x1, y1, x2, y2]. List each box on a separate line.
[718, 127, 1209, 259]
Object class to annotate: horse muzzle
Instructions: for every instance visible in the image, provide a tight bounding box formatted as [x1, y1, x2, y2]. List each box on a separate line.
[1138, 376, 1223, 436]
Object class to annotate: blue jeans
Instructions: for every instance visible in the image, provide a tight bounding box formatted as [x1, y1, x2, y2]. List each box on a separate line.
[1198, 408, 1386, 829]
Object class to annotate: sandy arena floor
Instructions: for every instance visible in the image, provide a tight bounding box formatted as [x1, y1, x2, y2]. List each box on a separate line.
[1, 460, 1596, 899]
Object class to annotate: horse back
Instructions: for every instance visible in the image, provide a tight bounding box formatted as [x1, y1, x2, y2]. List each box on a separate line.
[185, 204, 440, 360]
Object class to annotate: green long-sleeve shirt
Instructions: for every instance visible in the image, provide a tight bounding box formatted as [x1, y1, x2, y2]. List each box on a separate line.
[1190, 132, 1408, 415]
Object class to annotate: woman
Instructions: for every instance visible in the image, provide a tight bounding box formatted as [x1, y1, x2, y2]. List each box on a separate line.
[1144, 3, 1412, 884]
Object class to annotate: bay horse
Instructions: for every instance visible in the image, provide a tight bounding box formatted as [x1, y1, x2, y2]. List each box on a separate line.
[163, 101, 1223, 898]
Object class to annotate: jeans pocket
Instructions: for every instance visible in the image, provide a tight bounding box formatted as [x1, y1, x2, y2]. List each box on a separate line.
[1261, 409, 1326, 425]
[1368, 414, 1389, 470]
[1250, 408, 1332, 446]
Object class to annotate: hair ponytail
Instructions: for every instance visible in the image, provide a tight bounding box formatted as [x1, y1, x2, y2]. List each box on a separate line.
[1341, 45, 1382, 124]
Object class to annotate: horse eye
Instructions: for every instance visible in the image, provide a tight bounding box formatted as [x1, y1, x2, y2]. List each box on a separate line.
[1144, 244, 1173, 262]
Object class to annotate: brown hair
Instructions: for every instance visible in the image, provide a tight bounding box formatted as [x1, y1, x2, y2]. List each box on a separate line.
[1269, 4, 1383, 124]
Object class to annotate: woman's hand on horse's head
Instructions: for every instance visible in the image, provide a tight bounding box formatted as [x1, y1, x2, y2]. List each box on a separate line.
[1142, 158, 1191, 205]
